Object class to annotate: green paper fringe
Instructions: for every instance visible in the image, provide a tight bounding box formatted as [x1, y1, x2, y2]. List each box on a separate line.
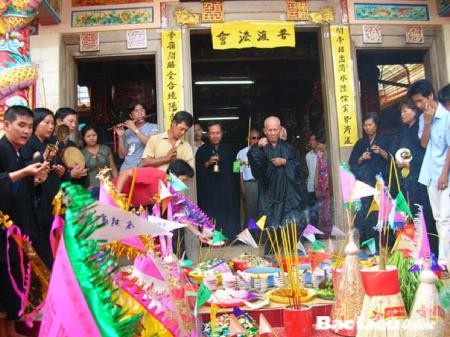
[62, 183, 142, 337]
[387, 250, 420, 314]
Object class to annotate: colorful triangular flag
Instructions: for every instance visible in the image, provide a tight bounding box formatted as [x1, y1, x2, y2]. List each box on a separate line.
[212, 230, 228, 244]
[248, 218, 258, 230]
[259, 313, 274, 335]
[256, 215, 266, 230]
[303, 233, 316, 243]
[361, 238, 377, 255]
[415, 205, 430, 259]
[312, 240, 327, 251]
[196, 283, 212, 309]
[158, 180, 172, 200]
[330, 226, 345, 238]
[339, 163, 357, 203]
[297, 240, 307, 255]
[395, 191, 412, 217]
[169, 172, 188, 192]
[351, 180, 378, 200]
[309, 251, 330, 271]
[236, 229, 258, 248]
[229, 314, 246, 336]
[134, 255, 165, 281]
[303, 224, 324, 236]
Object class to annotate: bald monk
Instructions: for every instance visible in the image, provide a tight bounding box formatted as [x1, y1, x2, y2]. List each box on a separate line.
[248, 116, 308, 228]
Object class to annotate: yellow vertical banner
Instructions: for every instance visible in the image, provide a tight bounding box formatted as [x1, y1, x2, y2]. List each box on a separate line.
[161, 30, 184, 131]
[330, 25, 358, 147]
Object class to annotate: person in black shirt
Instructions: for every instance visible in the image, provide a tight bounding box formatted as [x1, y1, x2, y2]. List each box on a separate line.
[54, 107, 88, 186]
[0, 105, 50, 337]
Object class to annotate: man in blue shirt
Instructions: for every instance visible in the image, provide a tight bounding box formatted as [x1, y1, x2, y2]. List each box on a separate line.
[408, 79, 450, 270]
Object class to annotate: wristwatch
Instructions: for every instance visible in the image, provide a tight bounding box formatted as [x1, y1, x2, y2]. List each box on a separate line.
[134, 129, 140, 135]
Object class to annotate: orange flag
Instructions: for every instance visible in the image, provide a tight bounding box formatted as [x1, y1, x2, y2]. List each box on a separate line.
[309, 250, 330, 271]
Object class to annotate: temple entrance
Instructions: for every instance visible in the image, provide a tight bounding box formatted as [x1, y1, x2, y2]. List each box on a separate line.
[191, 29, 334, 233]
[191, 30, 325, 155]
[76, 56, 158, 148]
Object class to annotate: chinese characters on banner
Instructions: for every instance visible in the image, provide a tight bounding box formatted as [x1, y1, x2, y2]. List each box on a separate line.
[211, 21, 295, 50]
[161, 30, 184, 130]
[330, 25, 358, 147]
[202, 1, 224, 23]
[286, 0, 309, 21]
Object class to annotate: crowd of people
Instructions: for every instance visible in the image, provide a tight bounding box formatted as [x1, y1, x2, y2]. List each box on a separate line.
[0, 79, 449, 336]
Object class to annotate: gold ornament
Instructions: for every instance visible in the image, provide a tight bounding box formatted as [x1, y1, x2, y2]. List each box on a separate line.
[309, 6, 334, 24]
[173, 7, 200, 26]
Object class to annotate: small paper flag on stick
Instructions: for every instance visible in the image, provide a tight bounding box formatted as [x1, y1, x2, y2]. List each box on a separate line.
[395, 191, 412, 217]
[415, 205, 430, 259]
[134, 255, 165, 281]
[361, 238, 377, 255]
[236, 229, 258, 248]
[351, 180, 378, 200]
[330, 226, 345, 238]
[303, 224, 324, 236]
[303, 233, 316, 243]
[229, 314, 246, 336]
[256, 215, 266, 230]
[195, 283, 212, 309]
[158, 180, 173, 200]
[210, 303, 219, 333]
[309, 251, 330, 271]
[297, 240, 307, 255]
[248, 218, 258, 230]
[259, 313, 274, 335]
[312, 240, 327, 251]
[232, 306, 253, 322]
[169, 172, 188, 192]
[212, 230, 228, 244]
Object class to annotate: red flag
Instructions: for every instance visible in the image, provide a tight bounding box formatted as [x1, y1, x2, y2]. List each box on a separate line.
[309, 250, 330, 271]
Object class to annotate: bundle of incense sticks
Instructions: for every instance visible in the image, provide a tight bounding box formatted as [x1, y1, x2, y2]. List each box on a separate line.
[267, 223, 303, 309]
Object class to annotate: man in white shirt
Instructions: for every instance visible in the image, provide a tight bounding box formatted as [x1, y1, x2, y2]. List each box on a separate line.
[236, 129, 261, 224]
[305, 133, 318, 224]
[408, 79, 450, 269]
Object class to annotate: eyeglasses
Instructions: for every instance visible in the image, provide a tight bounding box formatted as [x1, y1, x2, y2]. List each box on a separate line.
[251, 137, 260, 140]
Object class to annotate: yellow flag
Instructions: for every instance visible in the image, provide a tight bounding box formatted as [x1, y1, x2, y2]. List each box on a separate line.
[210, 303, 219, 333]
[366, 199, 379, 217]
[256, 215, 266, 230]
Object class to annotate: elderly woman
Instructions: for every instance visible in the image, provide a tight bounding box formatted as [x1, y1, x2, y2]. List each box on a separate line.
[349, 112, 390, 243]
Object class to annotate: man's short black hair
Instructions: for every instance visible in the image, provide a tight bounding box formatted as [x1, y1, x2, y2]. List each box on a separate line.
[4, 105, 33, 122]
[207, 121, 222, 131]
[172, 111, 193, 128]
[438, 84, 450, 105]
[55, 107, 77, 121]
[407, 79, 435, 99]
[167, 159, 194, 178]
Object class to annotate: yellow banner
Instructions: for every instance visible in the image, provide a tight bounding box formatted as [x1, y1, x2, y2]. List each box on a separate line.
[161, 30, 184, 131]
[211, 21, 295, 50]
[330, 25, 358, 147]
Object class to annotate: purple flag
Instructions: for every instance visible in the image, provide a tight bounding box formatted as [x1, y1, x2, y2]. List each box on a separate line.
[303, 224, 324, 236]
[248, 218, 258, 230]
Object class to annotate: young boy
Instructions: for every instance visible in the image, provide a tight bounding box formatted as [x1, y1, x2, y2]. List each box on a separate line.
[0, 105, 49, 337]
